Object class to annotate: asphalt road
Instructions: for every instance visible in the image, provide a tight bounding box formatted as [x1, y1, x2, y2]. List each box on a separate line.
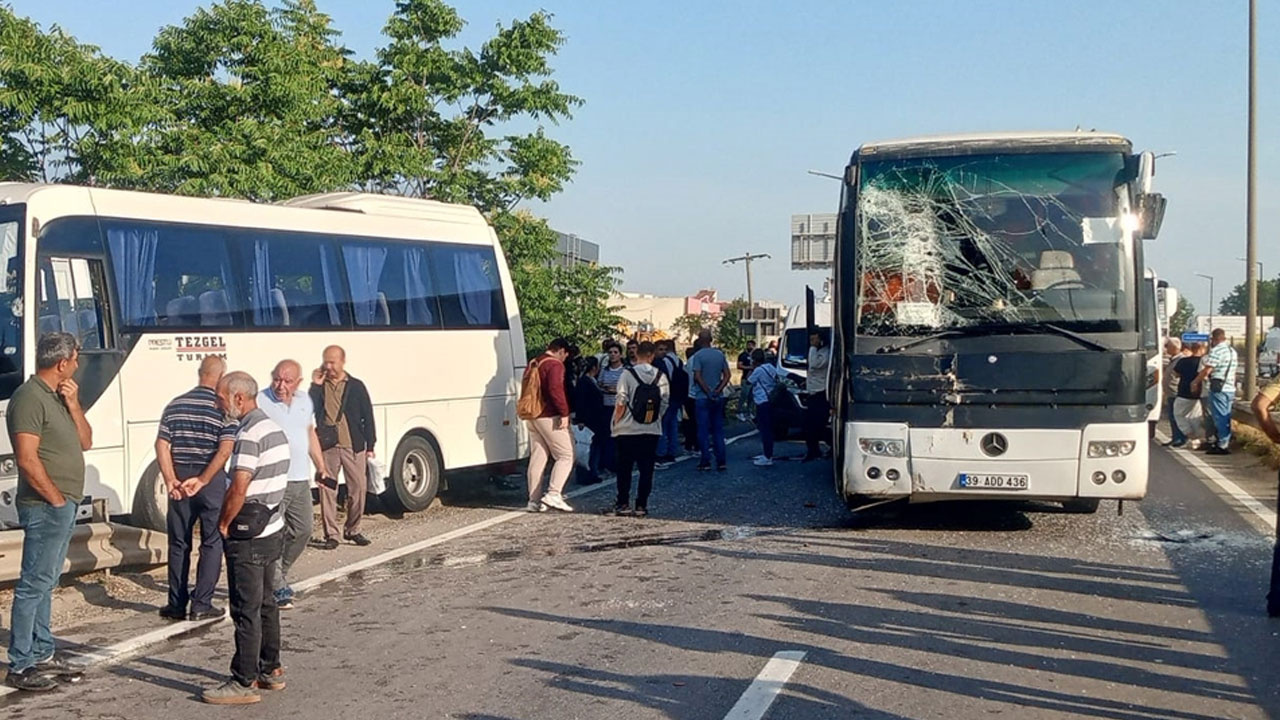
[5, 436, 1279, 719]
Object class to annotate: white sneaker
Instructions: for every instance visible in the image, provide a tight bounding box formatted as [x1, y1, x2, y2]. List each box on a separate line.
[541, 493, 575, 512]
[753, 457, 775, 467]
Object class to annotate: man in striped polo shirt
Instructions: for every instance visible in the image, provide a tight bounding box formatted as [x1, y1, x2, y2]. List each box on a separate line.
[204, 372, 290, 705]
[156, 356, 237, 622]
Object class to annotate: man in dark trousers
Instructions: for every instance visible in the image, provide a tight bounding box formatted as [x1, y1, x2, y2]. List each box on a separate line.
[310, 345, 376, 549]
[4, 332, 92, 692]
[203, 372, 290, 705]
[156, 355, 237, 622]
[803, 330, 832, 462]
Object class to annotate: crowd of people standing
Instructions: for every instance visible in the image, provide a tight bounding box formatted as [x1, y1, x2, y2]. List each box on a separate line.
[521, 328, 833, 516]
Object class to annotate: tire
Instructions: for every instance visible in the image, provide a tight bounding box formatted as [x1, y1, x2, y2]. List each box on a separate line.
[389, 435, 442, 513]
[1062, 497, 1101, 514]
[130, 462, 167, 531]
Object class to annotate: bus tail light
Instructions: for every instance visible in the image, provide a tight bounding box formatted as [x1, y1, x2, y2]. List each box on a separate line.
[1087, 441, 1135, 458]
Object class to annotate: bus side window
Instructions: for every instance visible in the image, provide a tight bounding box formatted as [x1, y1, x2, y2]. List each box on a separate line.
[37, 256, 109, 350]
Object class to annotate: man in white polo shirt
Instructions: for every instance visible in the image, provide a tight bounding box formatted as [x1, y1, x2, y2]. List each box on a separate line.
[204, 372, 290, 705]
[258, 359, 330, 610]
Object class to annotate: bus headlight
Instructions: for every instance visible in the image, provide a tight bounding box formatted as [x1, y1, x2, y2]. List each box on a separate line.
[859, 438, 905, 457]
[1087, 441, 1136, 458]
[0, 456, 14, 477]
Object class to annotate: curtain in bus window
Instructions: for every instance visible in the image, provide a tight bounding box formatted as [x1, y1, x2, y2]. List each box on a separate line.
[251, 238, 281, 326]
[106, 228, 159, 326]
[343, 245, 389, 325]
[0, 222, 16, 294]
[454, 248, 493, 326]
[319, 248, 342, 325]
[403, 246, 435, 326]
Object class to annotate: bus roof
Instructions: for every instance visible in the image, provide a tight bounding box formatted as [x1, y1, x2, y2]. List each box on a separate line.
[0, 183, 495, 244]
[853, 131, 1132, 161]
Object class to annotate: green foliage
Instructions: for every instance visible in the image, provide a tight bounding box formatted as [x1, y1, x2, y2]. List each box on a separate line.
[671, 313, 712, 343]
[0, 5, 143, 183]
[716, 298, 749, 355]
[491, 210, 620, 356]
[346, 0, 581, 210]
[0, 0, 612, 354]
[1170, 296, 1195, 335]
[1219, 278, 1279, 317]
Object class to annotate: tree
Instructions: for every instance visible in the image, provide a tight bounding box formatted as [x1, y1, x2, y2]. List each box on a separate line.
[716, 298, 749, 356]
[345, 0, 580, 208]
[671, 313, 712, 343]
[0, 6, 143, 183]
[107, 0, 357, 200]
[1170, 296, 1195, 335]
[1218, 278, 1279, 317]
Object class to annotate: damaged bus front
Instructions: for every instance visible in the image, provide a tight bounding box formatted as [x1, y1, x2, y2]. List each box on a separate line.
[830, 132, 1167, 513]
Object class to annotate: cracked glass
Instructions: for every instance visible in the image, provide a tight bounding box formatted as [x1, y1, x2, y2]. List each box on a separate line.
[852, 151, 1136, 338]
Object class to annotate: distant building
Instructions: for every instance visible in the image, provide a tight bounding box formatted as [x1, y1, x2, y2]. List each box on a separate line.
[551, 232, 600, 268]
[738, 302, 785, 344]
[612, 289, 725, 340]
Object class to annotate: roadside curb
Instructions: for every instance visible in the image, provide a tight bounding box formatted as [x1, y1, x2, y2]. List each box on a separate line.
[0, 428, 759, 699]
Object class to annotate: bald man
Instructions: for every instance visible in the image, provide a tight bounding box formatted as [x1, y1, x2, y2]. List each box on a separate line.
[156, 355, 237, 622]
[258, 359, 329, 609]
[309, 345, 376, 548]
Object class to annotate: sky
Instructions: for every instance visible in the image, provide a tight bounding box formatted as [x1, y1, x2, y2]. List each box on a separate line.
[13, 0, 1279, 313]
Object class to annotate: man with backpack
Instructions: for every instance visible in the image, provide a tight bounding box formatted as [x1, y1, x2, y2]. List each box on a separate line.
[653, 340, 689, 466]
[518, 338, 574, 512]
[607, 341, 669, 517]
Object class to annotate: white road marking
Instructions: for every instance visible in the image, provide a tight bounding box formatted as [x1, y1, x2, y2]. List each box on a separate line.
[0, 429, 762, 698]
[1154, 431, 1277, 532]
[723, 651, 807, 720]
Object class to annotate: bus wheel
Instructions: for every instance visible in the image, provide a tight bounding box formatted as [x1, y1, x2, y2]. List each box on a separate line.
[130, 463, 167, 532]
[390, 435, 442, 513]
[1061, 498, 1101, 514]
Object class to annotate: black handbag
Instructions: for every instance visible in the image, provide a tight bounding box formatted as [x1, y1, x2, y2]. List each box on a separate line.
[227, 502, 276, 540]
[317, 381, 350, 451]
[1209, 378, 1226, 394]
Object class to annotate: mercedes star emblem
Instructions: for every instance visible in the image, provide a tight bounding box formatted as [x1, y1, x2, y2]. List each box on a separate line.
[980, 433, 1008, 457]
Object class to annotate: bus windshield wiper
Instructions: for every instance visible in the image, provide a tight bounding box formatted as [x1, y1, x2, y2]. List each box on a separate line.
[875, 321, 1111, 354]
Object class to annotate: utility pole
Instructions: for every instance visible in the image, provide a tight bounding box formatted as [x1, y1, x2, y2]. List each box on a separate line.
[723, 252, 771, 309]
[1197, 273, 1215, 331]
[1244, 0, 1260, 395]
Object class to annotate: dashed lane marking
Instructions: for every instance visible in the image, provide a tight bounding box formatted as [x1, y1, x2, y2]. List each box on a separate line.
[723, 651, 807, 720]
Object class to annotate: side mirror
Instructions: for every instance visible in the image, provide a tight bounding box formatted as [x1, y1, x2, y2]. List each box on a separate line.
[1136, 192, 1167, 240]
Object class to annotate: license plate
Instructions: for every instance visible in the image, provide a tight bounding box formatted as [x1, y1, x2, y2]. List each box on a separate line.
[957, 473, 1028, 490]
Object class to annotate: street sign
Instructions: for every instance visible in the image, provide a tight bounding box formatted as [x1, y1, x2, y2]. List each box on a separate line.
[1181, 332, 1210, 343]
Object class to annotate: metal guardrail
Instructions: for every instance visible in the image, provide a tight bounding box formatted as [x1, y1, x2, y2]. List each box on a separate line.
[0, 522, 167, 585]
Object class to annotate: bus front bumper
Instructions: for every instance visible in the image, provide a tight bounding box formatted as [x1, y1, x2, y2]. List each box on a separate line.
[843, 421, 1148, 502]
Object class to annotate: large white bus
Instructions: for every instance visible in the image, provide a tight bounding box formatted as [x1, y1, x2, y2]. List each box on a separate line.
[0, 184, 528, 530]
[829, 131, 1167, 513]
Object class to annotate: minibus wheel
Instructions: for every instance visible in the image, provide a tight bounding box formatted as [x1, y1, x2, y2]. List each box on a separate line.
[390, 435, 442, 513]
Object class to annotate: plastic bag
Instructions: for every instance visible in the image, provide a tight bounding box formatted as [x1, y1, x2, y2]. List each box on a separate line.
[573, 425, 593, 469]
[367, 455, 388, 495]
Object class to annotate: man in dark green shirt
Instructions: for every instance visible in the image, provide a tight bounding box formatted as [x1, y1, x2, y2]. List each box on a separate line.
[5, 332, 93, 693]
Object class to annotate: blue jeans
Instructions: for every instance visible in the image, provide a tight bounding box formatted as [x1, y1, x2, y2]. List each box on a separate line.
[696, 397, 727, 466]
[1166, 398, 1187, 445]
[657, 404, 681, 458]
[8, 501, 79, 673]
[1210, 389, 1235, 449]
[755, 401, 775, 459]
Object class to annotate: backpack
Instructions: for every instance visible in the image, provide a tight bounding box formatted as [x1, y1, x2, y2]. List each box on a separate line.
[517, 358, 545, 421]
[626, 367, 663, 424]
[666, 357, 690, 405]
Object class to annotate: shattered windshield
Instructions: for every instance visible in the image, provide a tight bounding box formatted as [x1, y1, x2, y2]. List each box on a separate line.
[853, 151, 1136, 338]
